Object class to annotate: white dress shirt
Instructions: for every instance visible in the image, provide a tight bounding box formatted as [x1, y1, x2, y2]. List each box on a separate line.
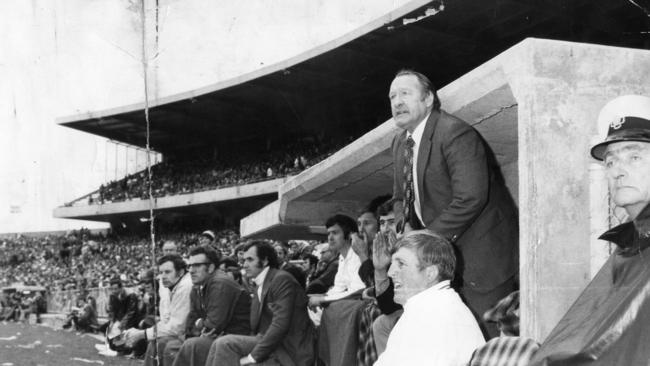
[247, 266, 271, 364]
[324, 248, 365, 301]
[374, 280, 485, 366]
[253, 266, 270, 301]
[408, 113, 429, 227]
[145, 272, 193, 339]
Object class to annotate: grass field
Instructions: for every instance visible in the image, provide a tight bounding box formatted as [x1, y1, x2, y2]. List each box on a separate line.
[0, 321, 139, 366]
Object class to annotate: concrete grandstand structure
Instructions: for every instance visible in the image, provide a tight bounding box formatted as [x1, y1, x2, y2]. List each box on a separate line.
[52, 0, 649, 341]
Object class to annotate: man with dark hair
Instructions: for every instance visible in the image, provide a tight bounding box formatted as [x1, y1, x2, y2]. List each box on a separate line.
[106, 277, 142, 354]
[62, 294, 97, 333]
[352, 196, 391, 366]
[124, 254, 192, 366]
[170, 246, 250, 366]
[310, 215, 367, 366]
[107, 277, 141, 332]
[371, 199, 403, 357]
[389, 68, 518, 337]
[309, 215, 365, 307]
[377, 198, 398, 236]
[206, 241, 314, 366]
[353, 195, 391, 289]
[375, 230, 484, 366]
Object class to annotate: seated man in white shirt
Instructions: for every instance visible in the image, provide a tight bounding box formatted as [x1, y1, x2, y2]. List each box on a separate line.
[374, 230, 485, 366]
[308, 214, 366, 307]
[124, 254, 193, 366]
[309, 214, 367, 366]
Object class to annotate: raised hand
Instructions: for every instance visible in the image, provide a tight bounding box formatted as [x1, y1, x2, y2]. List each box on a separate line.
[351, 232, 369, 262]
[372, 232, 392, 272]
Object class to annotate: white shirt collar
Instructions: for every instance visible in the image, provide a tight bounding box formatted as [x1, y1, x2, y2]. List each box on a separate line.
[253, 266, 270, 287]
[404, 279, 451, 308]
[407, 112, 430, 143]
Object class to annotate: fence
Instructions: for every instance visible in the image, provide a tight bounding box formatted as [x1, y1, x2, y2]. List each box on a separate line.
[47, 286, 138, 317]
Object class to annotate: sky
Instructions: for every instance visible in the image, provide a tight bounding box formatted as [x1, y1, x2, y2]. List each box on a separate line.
[0, 0, 419, 234]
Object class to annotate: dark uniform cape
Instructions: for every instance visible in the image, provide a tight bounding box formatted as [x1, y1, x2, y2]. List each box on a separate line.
[530, 203, 650, 365]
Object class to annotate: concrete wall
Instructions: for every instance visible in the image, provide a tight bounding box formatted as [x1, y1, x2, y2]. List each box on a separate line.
[508, 39, 650, 341]
[0, 0, 428, 233]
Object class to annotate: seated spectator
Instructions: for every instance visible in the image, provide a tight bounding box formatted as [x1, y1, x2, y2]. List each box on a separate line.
[300, 254, 319, 284]
[205, 241, 314, 366]
[31, 291, 46, 324]
[136, 271, 158, 328]
[161, 240, 179, 256]
[306, 244, 339, 294]
[62, 295, 98, 333]
[374, 230, 485, 366]
[371, 199, 404, 356]
[106, 277, 143, 354]
[232, 243, 247, 267]
[354, 195, 391, 288]
[170, 246, 251, 366]
[308, 215, 366, 306]
[4, 292, 22, 321]
[274, 242, 306, 288]
[199, 230, 216, 248]
[124, 255, 192, 366]
[310, 215, 367, 366]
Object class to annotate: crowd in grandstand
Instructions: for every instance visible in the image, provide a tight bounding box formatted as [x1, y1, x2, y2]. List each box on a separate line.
[0, 228, 250, 291]
[90, 138, 350, 205]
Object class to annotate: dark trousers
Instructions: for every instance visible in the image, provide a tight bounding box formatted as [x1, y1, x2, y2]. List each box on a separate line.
[461, 276, 518, 339]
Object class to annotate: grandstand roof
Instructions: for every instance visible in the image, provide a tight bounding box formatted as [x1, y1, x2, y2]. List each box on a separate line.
[56, 0, 647, 155]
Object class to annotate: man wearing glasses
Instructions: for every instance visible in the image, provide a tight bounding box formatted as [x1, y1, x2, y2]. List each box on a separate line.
[169, 246, 251, 366]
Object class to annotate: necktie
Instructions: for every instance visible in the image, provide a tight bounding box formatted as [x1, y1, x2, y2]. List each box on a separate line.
[402, 136, 415, 231]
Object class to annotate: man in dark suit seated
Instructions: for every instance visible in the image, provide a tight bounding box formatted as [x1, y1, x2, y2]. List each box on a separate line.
[274, 242, 306, 289]
[306, 244, 338, 294]
[206, 241, 315, 366]
[169, 246, 251, 366]
[106, 277, 142, 354]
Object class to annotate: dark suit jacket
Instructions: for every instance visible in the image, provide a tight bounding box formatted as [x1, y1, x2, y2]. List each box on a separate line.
[306, 256, 339, 294]
[392, 110, 518, 291]
[185, 271, 251, 337]
[250, 268, 315, 366]
[280, 262, 307, 289]
[108, 291, 140, 330]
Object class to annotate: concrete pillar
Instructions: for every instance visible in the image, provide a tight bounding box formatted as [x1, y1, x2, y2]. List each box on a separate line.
[510, 39, 650, 340]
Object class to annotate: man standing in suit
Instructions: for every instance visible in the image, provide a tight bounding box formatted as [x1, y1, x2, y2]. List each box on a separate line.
[388, 69, 518, 337]
[206, 241, 314, 366]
